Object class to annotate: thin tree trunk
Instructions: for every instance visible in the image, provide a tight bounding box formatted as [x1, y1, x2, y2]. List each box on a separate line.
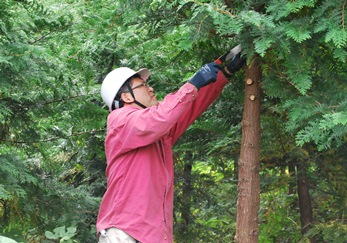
[235, 58, 262, 243]
[288, 159, 296, 195]
[297, 161, 317, 243]
[182, 161, 192, 230]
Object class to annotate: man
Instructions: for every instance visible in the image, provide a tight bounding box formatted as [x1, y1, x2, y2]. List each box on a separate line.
[97, 46, 245, 243]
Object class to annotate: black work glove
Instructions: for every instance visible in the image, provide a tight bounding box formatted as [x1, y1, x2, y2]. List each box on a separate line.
[222, 51, 246, 78]
[188, 62, 222, 90]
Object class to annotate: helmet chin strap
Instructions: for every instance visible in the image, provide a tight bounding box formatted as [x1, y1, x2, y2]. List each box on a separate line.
[126, 82, 147, 109]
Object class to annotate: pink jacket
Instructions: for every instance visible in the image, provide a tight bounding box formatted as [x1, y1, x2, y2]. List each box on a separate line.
[96, 72, 229, 243]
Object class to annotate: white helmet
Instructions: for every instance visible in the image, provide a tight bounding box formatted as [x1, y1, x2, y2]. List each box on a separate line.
[101, 67, 150, 111]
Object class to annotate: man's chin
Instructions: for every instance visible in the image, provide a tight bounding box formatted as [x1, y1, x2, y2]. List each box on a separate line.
[151, 99, 159, 106]
[147, 101, 159, 107]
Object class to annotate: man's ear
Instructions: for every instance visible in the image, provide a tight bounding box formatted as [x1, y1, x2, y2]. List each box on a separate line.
[120, 92, 134, 104]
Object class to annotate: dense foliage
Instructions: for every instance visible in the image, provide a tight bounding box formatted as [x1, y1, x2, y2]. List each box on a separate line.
[1, 0, 346, 242]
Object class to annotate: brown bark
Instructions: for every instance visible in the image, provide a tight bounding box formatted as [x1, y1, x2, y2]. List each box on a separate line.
[235, 58, 262, 243]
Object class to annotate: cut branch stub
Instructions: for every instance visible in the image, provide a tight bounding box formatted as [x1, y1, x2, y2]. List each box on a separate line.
[246, 78, 253, 85]
[249, 95, 256, 101]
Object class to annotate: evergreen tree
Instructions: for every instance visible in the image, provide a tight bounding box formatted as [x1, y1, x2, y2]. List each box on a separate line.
[1, 0, 346, 242]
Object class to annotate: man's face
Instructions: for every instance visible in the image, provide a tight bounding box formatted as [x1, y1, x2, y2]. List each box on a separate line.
[127, 77, 159, 108]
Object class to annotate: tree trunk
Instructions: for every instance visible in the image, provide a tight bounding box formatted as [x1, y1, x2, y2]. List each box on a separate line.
[182, 161, 192, 230]
[288, 159, 296, 196]
[296, 161, 317, 243]
[235, 58, 262, 243]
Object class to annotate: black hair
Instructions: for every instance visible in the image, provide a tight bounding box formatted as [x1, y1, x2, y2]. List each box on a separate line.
[112, 74, 141, 110]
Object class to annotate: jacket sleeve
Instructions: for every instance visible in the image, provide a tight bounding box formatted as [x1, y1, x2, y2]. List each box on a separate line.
[169, 71, 230, 145]
[106, 83, 198, 153]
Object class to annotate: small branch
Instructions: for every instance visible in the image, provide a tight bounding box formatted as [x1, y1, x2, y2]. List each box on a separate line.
[0, 128, 105, 144]
[29, 31, 53, 45]
[29, 25, 69, 45]
[198, 15, 209, 34]
[8, 92, 99, 110]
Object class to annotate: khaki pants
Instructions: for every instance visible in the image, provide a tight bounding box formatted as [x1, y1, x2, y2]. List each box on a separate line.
[98, 228, 139, 243]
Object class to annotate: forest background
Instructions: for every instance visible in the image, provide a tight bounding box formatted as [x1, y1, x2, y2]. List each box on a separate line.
[0, 0, 346, 242]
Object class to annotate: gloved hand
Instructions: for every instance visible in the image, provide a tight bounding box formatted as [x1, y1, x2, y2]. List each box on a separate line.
[222, 52, 246, 78]
[188, 62, 222, 90]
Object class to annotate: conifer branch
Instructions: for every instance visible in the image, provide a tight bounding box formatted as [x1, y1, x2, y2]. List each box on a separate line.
[193, 1, 235, 18]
